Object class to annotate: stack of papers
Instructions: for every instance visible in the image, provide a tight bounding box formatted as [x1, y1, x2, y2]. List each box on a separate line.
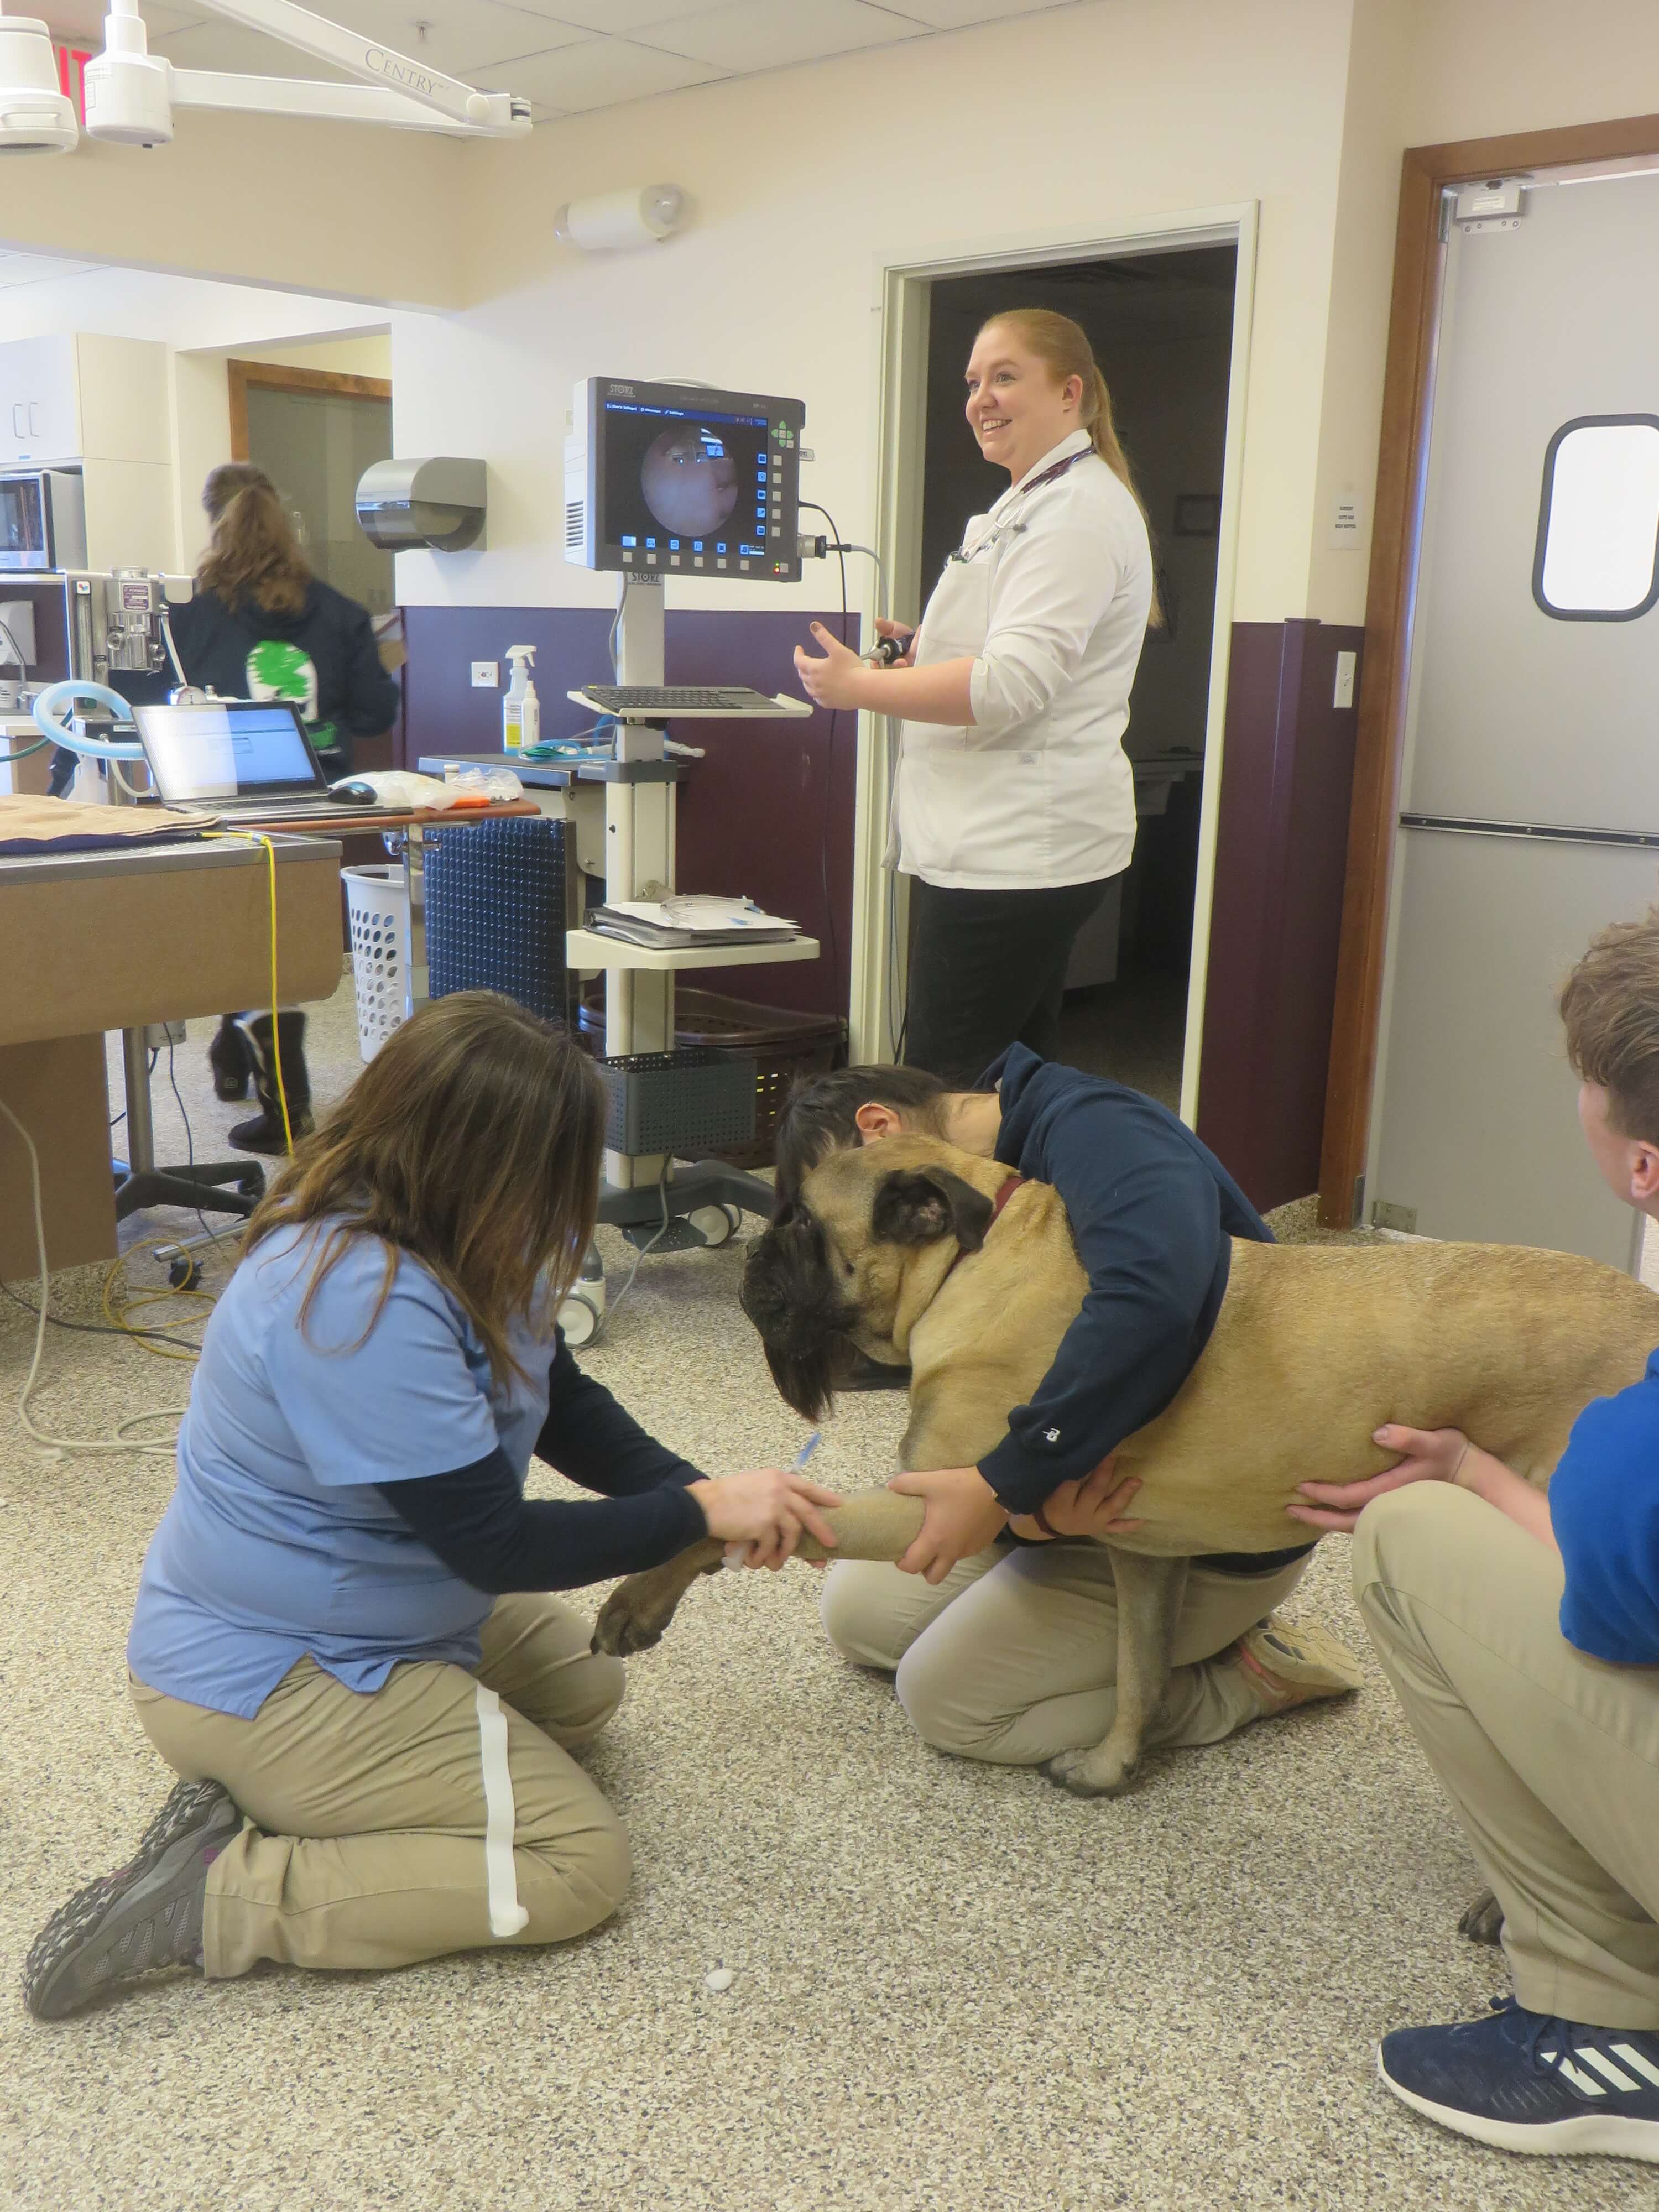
[585, 895, 801, 948]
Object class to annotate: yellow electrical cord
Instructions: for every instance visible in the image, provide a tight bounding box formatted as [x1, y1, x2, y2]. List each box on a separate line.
[102, 1234, 216, 1362]
[202, 828, 293, 1154]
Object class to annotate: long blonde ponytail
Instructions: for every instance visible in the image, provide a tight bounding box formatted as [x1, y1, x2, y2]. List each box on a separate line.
[978, 308, 1161, 626]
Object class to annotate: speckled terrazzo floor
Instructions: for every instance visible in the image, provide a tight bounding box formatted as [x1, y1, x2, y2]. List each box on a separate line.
[2, 980, 1654, 2210]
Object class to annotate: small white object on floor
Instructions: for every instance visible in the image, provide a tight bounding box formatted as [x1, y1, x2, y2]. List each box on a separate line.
[704, 1966, 735, 1994]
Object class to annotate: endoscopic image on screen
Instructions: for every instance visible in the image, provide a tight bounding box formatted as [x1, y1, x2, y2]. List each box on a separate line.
[641, 425, 740, 536]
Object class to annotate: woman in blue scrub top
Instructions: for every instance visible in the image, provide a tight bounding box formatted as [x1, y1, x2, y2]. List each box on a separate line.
[23, 992, 841, 2019]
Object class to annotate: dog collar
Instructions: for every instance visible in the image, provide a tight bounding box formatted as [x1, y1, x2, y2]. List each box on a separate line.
[989, 1173, 1028, 1224]
[942, 1175, 1027, 1282]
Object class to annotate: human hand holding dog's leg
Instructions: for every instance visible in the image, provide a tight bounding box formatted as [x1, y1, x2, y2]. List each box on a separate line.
[889, 1465, 1009, 1583]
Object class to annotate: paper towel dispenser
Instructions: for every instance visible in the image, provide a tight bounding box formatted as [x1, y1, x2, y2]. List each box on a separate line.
[355, 457, 487, 552]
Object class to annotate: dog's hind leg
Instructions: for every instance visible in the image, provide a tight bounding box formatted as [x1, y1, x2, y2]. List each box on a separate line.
[1047, 1550, 1190, 1799]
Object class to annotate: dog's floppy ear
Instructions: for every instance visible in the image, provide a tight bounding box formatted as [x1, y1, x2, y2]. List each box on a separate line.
[870, 1167, 995, 1253]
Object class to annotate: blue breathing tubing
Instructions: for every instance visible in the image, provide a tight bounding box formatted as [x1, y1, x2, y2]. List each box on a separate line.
[31, 680, 146, 760]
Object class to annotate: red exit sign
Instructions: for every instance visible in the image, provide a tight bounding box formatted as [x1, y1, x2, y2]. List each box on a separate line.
[54, 44, 93, 122]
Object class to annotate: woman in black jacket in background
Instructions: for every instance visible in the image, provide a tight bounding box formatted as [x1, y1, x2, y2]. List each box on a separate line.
[175, 463, 401, 1152]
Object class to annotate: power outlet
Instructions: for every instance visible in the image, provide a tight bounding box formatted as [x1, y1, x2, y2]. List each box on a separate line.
[1333, 650, 1357, 710]
[471, 661, 500, 688]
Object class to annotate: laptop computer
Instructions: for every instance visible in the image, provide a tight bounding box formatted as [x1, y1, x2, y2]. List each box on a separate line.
[132, 699, 354, 818]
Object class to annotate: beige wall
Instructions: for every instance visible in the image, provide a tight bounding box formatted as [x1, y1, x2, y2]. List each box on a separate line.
[393, 0, 1355, 624]
[8, 0, 1659, 628]
[0, 110, 470, 309]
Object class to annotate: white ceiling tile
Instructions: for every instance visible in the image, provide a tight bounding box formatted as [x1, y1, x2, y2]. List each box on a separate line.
[633, 0, 920, 68]
[518, 0, 714, 26]
[474, 36, 726, 110]
[0, 253, 96, 288]
[879, 0, 1071, 25]
[148, 17, 357, 76]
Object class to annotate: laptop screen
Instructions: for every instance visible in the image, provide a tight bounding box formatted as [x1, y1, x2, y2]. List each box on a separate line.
[134, 701, 326, 805]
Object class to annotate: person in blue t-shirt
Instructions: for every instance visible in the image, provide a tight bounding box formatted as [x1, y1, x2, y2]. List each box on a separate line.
[1287, 910, 1659, 2166]
[22, 992, 841, 2021]
[769, 1051, 1363, 1780]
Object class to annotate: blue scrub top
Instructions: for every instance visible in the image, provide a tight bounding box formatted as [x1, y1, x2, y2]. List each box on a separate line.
[127, 1218, 555, 1718]
[1551, 1345, 1659, 1666]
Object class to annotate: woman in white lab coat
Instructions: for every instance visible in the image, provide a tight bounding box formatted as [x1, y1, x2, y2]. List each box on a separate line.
[795, 309, 1155, 1086]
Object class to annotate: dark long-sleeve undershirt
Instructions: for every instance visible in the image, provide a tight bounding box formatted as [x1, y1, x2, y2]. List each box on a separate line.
[374, 1333, 708, 1594]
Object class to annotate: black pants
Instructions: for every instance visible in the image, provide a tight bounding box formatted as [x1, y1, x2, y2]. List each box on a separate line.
[902, 874, 1115, 1089]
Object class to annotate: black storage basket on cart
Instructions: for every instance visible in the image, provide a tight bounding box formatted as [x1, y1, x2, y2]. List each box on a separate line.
[597, 1046, 757, 1159]
[579, 985, 845, 1168]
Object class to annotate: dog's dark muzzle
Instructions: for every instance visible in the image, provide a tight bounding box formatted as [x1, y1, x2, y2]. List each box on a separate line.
[739, 1209, 859, 1422]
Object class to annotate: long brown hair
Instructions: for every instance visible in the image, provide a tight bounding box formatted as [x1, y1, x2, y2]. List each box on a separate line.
[978, 307, 1162, 624]
[244, 992, 606, 1387]
[196, 462, 312, 617]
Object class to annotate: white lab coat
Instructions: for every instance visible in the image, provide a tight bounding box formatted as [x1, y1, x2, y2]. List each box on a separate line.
[890, 427, 1153, 890]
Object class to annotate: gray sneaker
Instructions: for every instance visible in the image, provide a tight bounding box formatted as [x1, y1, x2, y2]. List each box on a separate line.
[22, 1777, 242, 2020]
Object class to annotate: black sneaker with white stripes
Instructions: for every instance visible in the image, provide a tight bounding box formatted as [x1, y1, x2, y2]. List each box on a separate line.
[1379, 1994, 1659, 2160]
[21, 1777, 241, 2021]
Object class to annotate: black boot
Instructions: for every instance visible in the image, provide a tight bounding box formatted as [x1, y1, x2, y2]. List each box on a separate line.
[208, 1013, 253, 1101]
[229, 1012, 313, 1154]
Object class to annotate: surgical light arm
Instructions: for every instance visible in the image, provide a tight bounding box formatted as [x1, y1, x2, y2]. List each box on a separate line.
[84, 0, 529, 147]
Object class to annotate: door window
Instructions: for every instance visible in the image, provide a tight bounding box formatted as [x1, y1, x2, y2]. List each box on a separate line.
[1533, 414, 1659, 620]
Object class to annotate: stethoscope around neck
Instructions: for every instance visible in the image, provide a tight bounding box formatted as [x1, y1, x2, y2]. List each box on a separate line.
[944, 442, 1088, 564]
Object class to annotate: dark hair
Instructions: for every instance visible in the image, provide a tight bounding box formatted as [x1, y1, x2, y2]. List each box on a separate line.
[773, 1064, 950, 1211]
[1559, 909, 1659, 1142]
[197, 462, 312, 617]
[244, 991, 604, 1388]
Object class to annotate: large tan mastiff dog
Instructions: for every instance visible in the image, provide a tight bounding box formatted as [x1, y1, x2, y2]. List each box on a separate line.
[594, 1133, 1659, 1798]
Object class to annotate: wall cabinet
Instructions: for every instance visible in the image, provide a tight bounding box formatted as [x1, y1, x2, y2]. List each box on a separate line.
[0, 334, 170, 471]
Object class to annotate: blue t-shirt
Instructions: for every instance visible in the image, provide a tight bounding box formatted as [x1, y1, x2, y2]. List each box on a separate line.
[128, 1220, 555, 1718]
[1550, 1346, 1659, 1665]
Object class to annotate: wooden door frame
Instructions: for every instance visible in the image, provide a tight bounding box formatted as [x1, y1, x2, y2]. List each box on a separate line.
[1318, 111, 1659, 1227]
[226, 359, 392, 462]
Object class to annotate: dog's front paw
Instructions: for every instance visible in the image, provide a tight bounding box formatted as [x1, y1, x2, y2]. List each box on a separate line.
[591, 1587, 666, 1658]
[1458, 1887, 1504, 1945]
[1044, 1744, 1140, 1799]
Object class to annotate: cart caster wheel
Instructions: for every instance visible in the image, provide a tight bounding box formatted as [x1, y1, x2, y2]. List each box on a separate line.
[557, 1292, 603, 1348]
[167, 1257, 202, 1292]
[686, 1203, 742, 1249]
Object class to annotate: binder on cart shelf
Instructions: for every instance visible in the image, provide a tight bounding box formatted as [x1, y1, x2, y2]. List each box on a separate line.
[584, 894, 800, 950]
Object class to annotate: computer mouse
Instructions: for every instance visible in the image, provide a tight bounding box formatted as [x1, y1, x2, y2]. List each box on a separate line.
[328, 778, 379, 806]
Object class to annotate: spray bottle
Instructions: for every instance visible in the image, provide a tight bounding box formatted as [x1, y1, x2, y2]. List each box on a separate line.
[502, 644, 540, 752]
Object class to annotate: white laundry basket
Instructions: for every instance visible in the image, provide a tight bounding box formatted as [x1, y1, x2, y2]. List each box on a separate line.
[343, 864, 415, 1061]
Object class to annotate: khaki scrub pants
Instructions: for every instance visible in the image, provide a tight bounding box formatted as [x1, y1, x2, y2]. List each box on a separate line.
[130, 1594, 630, 1980]
[820, 1537, 1310, 1765]
[1353, 1483, 1659, 2031]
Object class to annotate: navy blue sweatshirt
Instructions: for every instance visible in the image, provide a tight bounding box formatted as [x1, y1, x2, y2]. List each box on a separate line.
[168, 580, 400, 769]
[376, 1334, 708, 1594]
[975, 1046, 1272, 1519]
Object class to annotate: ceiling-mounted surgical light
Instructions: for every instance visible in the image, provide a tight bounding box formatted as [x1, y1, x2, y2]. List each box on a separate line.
[0, 9, 79, 155]
[83, 0, 173, 145]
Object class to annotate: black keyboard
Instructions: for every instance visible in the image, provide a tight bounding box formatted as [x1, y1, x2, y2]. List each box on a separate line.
[577, 685, 779, 713]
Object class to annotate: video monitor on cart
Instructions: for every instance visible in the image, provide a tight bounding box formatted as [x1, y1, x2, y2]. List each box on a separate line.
[564, 377, 805, 583]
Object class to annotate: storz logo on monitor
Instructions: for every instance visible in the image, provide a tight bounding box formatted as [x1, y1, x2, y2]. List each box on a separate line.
[607, 383, 637, 398]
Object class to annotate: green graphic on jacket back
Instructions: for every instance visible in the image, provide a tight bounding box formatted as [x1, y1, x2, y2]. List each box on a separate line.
[247, 639, 319, 721]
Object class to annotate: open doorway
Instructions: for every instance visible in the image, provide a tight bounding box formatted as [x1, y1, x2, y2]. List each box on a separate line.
[916, 244, 1237, 1107]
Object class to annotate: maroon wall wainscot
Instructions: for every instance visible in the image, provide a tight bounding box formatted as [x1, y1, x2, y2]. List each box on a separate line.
[399, 605, 854, 1022]
[1196, 619, 1362, 1213]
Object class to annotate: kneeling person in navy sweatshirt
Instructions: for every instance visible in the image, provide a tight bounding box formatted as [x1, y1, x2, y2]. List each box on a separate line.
[772, 1047, 1361, 1776]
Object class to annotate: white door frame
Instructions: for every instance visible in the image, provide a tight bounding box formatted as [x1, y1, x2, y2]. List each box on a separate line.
[849, 200, 1259, 1127]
